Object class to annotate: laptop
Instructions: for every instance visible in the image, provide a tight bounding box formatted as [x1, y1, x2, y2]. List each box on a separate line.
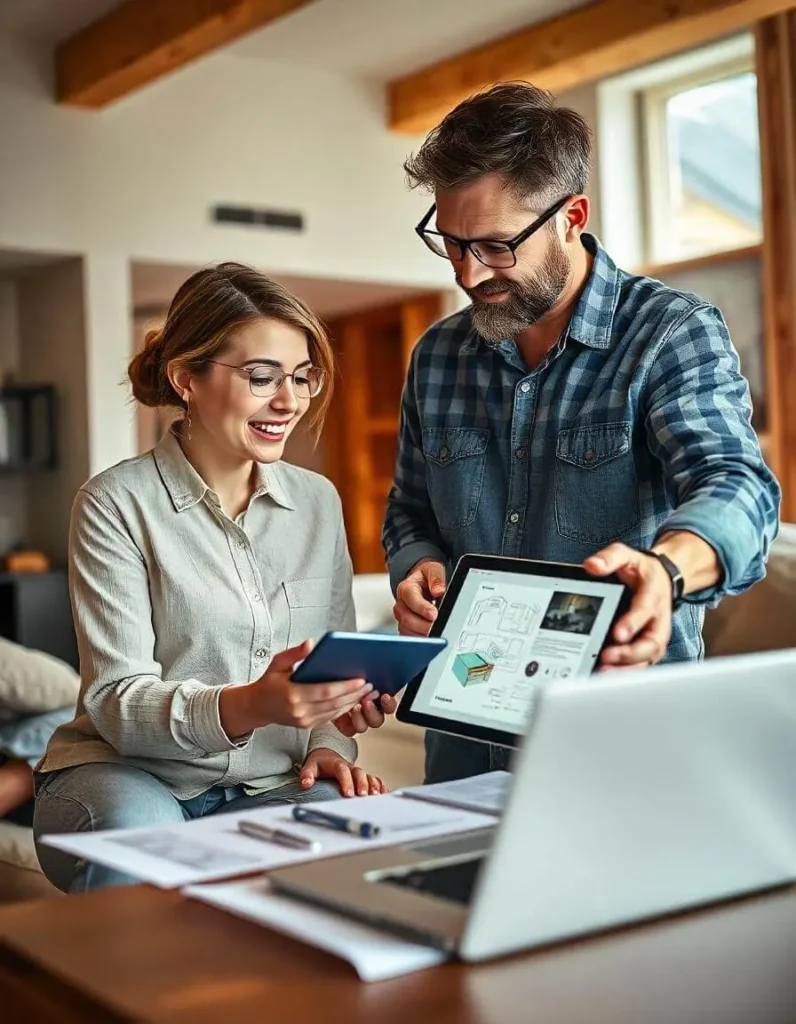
[270, 648, 796, 961]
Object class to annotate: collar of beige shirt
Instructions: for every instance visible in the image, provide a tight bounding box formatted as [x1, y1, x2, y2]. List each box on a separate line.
[153, 428, 297, 514]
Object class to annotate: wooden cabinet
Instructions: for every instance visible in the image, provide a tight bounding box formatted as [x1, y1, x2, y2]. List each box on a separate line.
[325, 296, 442, 574]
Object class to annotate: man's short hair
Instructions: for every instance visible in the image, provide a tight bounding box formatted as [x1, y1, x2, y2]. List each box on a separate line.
[404, 82, 592, 207]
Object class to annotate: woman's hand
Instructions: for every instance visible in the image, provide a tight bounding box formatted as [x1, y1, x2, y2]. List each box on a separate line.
[299, 747, 388, 797]
[219, 641, 372, 739]
[333, 694, 399, 737]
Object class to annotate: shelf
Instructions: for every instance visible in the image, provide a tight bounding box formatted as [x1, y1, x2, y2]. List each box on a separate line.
[0, 384, 57, 473]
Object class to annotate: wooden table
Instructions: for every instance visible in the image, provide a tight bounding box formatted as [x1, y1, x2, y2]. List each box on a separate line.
[0, 883, 795, 1023]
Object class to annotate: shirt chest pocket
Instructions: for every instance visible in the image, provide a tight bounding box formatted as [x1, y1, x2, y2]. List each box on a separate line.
[555, 421, 641, 546]
[422, 427, 489, 531]
[283, 577, 333, 647]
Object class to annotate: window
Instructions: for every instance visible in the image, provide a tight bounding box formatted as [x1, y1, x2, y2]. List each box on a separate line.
[643, 61, 762, 264]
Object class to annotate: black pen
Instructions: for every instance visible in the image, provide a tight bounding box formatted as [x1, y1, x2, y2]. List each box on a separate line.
[291, 806, 381, 838]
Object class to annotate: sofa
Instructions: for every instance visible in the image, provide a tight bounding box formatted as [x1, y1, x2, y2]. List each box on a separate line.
[1, 527, 794, 903]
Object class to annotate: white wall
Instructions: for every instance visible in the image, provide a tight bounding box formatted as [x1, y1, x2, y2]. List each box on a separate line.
[0, 36, 445, 290]
[0, 33, 452, 481]
[556, 83, 602, 241]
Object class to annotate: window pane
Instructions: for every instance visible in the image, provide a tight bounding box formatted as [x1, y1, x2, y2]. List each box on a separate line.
[665, 71, 761, 259]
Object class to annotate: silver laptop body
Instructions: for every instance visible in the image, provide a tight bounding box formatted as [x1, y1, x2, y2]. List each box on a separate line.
[270, 649, 796, 961]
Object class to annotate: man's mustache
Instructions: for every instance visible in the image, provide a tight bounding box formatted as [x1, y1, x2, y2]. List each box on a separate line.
[462, 280, 520, 301]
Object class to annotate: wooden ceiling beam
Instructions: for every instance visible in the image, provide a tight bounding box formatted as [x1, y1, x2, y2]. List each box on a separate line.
[389, 0, 796, 134]
[56, 0, 313, 109]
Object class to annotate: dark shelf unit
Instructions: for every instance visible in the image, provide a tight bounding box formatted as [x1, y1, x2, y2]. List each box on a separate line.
[0, 571, 78, 669]
[0, 384, 57, 474]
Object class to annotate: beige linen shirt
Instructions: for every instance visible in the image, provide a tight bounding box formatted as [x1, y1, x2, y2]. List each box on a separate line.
[39, 430, 357, 799]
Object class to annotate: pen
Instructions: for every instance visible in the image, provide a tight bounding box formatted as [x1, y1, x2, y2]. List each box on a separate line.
[291, 805, 382, 839]
[237, 819, 322, 853]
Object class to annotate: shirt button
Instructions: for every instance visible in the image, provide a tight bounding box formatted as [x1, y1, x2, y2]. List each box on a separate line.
[584, 450, 596, 463]
[509, 512, 520, 524]
[253, 594, 262, 602]
[439, 446, 450, 460]
[515, 448, 527, 459]
[520, 382, 531, 394]
[255, 648, 268, 659]
[237, 540, 245, 549]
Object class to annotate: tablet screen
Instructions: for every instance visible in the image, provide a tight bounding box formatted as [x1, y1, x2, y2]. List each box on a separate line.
[410, 565, 626, 737]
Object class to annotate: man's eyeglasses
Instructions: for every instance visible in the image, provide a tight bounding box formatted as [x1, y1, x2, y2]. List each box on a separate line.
[415, 195, 570, 269]
[207, 361, 326, 399]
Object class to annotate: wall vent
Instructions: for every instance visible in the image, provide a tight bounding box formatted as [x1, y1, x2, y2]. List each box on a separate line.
[212, 205, 304, 232]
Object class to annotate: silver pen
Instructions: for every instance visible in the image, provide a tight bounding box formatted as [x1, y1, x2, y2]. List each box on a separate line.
[237, 818, 322, 854]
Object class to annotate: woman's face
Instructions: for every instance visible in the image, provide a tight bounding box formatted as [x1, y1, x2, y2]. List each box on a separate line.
[185, 318, 318, 465]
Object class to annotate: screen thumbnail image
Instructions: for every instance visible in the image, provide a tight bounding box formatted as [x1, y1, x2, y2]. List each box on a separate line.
[452, 652, 495, 687]
[540, 592, 604, 636]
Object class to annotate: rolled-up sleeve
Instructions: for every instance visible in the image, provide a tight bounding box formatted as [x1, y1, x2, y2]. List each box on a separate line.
[644, 304, 781, 602]
[70, 488, 247, 759]
[305, 488, 357, 762]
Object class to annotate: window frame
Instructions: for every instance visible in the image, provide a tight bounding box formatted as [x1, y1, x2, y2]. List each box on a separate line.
[641, 54, 760, 266]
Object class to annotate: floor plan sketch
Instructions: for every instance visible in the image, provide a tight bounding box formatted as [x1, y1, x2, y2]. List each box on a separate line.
[498, 601, 539, 635]
[467, 596, 507, 628]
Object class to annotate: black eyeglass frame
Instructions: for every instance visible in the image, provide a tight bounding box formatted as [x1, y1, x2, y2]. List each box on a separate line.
[415, 195, 570, 268]
[206, 360, 326, 399]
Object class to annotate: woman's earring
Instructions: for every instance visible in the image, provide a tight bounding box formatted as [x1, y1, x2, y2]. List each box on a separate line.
[184, 394, 192, 441]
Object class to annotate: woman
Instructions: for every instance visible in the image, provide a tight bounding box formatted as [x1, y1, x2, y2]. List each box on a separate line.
[34, 263, 393, 893]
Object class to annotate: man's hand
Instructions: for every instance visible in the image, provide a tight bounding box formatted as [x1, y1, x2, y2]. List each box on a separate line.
[333, 693, 398, 737]
[584, 543, 673, 669]
[393, 559, 447, 637]
[299, 748, 388, 797]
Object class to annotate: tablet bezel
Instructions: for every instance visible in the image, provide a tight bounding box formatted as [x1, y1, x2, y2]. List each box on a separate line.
[396, 554, 633, 748]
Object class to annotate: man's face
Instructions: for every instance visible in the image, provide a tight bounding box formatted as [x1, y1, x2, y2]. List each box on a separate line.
[434, 173, 572, 342]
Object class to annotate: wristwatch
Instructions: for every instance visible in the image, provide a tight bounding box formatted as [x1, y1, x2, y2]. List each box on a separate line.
[650, 551, 685, 609]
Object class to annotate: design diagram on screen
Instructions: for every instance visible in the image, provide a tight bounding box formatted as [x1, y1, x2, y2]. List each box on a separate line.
[467, 597, 540, 635]
[457, 632, 524, 672]
[452, 652, 495, 687]
[540, 592, 604, 636]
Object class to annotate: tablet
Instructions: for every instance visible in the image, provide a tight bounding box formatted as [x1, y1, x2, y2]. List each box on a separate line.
[397, 555, 632, 748]
[290, 631, 448, 697]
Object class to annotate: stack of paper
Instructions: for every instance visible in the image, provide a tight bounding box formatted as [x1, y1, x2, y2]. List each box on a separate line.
[185, 877, 450, 982]
[397, 770, 513, 816]
[41, 793, 494, 888]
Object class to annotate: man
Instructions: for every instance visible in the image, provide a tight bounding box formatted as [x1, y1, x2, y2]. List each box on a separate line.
[382, 83, 780, 784]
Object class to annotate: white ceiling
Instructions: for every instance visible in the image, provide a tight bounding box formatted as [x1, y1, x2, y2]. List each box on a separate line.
[0, 0, 588, 81]
[231, 0, 588, 79]
[131, 261, 440, 321]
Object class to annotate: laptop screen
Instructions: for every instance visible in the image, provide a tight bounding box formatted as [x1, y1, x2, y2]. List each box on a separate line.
[410, 566, 626, 737]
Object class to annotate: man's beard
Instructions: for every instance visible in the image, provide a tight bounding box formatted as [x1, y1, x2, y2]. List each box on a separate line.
[464, 236, 570, 343]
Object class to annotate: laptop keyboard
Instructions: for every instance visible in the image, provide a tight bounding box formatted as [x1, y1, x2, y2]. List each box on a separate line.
[377, 856, 485, 906]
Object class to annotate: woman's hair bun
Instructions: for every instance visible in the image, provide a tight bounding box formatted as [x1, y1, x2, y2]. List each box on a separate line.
[128, 327, 169, 407]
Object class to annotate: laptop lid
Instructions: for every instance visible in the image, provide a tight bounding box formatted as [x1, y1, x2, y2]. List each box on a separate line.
[460, 648, 796, 960]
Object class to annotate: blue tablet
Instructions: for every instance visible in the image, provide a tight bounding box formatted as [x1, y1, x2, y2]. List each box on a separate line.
[289, 632, 448, 697]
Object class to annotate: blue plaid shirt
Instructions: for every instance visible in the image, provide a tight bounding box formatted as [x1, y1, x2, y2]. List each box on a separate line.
[383, 234, 780, 664]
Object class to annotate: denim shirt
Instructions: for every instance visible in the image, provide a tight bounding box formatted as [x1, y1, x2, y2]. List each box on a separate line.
[383, 235, 779, 783]
[384, 234, 780, 664]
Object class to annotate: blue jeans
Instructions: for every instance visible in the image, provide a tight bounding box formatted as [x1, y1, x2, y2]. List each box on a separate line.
[33, 763, 341, 893]
[424, 732, 514, 784]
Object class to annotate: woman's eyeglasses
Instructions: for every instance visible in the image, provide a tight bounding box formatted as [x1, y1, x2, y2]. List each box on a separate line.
[207, 361, 326, 399]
